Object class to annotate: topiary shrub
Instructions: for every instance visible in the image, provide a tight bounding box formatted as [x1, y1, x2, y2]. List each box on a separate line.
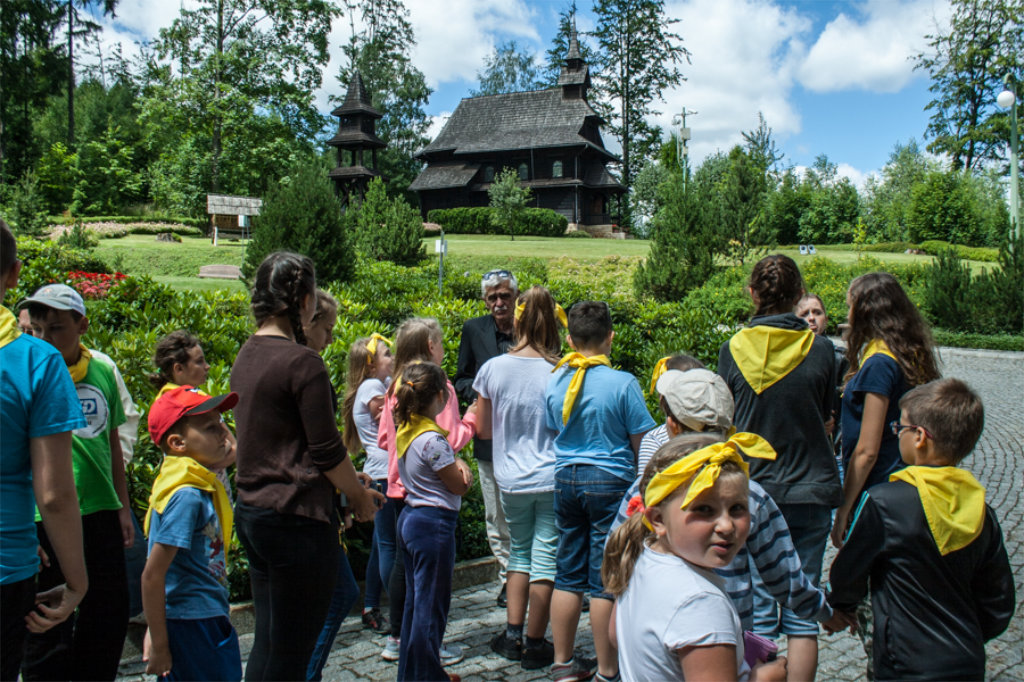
[427, 206, 567, 237]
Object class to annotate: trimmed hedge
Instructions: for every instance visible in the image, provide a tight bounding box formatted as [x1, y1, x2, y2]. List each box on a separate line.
[49, 214, 208, 229]
[427, 206, 568, 237]
[919, 240, 998, 262]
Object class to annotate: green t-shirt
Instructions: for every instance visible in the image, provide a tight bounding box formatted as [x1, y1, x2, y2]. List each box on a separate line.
[37, 356, 126, 519]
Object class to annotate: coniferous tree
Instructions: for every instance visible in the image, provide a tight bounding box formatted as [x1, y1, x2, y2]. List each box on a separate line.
[472, 40, 545, 96]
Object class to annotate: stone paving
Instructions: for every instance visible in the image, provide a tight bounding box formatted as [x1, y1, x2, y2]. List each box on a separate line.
[118, 347, 1023, 682]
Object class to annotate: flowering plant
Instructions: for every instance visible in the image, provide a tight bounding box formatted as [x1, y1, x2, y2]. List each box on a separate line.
[66, 271, 127, 299]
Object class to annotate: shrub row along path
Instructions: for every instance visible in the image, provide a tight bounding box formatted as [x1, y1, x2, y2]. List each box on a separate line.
[117, 346, 1023, 682]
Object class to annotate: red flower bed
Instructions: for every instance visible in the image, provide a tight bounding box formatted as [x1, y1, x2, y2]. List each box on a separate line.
[66, 271, 127, 299]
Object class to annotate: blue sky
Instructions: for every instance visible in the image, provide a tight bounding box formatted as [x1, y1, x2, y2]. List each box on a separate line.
[95, 0, 953, 186]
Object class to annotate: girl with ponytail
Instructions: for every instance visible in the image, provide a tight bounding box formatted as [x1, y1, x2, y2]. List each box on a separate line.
[229, 252, 383, 681]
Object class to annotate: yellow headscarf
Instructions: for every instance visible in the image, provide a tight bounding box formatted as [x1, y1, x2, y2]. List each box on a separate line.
[643, 432, 776, 530]
[0, 306, 21, 349]
[395, 413, 449, 459]
[68, 343, 92, 383]
[861, 338, 896, 364]
[552, 352, 611, 425]
[145, 455, 233, 557]
[649, 356, 670, 394]
[890, 466, 986, 556]
[366, 333, 392, 363]
[514, 300, 568, 328]
[728, 326, 815, 395]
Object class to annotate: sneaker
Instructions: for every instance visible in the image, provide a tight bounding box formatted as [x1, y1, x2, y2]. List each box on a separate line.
[551, 656, 597, 682]
[448, 675, 461, 682]
[594, 673, 620, 682]
[381, 636, 401, 662]
[440, 642, 464, 667]
[362, 607, 390, 635]
[490, 631, 522, 661]
[522, 639, 555, 670]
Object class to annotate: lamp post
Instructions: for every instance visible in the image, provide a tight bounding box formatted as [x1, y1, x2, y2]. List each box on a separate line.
[671, 107, 697, 191]
[998, 76, 1020, 247]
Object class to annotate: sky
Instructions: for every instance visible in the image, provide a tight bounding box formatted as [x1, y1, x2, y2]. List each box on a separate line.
[92, 0, 954, 187]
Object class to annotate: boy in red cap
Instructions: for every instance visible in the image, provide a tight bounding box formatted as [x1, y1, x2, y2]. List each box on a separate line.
[142, 386, 242, 681]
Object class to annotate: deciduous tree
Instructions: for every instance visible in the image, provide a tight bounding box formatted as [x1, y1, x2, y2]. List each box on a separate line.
[472, 40, 545, 96]
[489, 167, 531, 241]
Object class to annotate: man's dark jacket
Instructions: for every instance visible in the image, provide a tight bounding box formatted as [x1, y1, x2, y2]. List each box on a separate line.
[455, 314, 511, 461]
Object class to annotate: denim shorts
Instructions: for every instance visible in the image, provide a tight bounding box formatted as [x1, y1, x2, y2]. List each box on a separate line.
[502, 490, 558, 583]
[553, 464, 631, 598]
[752, 502, 831, 636]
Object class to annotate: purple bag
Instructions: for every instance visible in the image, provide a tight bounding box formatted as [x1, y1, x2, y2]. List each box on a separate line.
[742, 631, 778, 668]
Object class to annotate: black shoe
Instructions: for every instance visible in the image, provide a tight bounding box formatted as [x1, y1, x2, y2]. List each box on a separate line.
[522, 639, 555, 670]
[581, 593, 590, 613]
[496, 583, 508, 608]
[362, 607, 390, 635]
[490, 631, 522, 661]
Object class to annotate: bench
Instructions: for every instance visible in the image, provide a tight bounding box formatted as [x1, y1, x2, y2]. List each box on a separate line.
[198, 265, 242, 280]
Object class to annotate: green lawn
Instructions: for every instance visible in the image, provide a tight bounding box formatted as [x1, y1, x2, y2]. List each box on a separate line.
[93, 234, 249, 291]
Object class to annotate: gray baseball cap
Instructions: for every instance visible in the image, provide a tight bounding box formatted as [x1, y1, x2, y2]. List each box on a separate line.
[20, 284, 86, 316]
[655, 368, 734, 432]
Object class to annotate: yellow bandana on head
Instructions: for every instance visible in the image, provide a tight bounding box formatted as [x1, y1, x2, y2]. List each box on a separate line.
[68, 344, 92, 383]
[861, 338, 896, 364]
[552, 352, 611, 424]
[366, 333, 392, 363]
[514, 300, 568, 328]
[145, 456, 233, 557]
[728, 326, 815, 395]
[649, 356, 670, 394]
[890, 466, 986, 556]
[0, 306, 22, 349]
[395, 413, 449, 459]
[642, 432, 776, 530]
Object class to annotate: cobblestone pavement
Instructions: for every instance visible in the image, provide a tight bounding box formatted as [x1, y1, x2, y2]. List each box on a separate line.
[118, 347, 1022, 682]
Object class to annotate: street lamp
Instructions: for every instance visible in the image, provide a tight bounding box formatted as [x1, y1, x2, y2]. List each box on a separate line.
[998, 76, 1020, 247]
[671, 108, 697, 191]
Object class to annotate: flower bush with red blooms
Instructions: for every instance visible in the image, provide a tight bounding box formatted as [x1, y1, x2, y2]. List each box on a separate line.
[66, 271, 127, 299]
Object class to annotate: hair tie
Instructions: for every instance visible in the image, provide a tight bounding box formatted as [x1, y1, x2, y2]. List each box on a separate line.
[626, 495, 645, 518]
[366, 333, 392, 362]
[514, 300, 568, 328]
[649, 356, 670, 394]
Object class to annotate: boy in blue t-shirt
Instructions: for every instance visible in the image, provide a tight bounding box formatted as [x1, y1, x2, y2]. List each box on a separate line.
[142, 386, 242, 681]
[544, 301, 655, 682]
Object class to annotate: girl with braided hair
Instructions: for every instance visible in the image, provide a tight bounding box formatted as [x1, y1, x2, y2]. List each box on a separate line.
[229, 251, 383, 681]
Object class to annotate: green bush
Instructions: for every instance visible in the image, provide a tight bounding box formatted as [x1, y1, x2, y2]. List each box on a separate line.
[427, 207, 567, 237]
[923, 249, 972, 331]
[352, 178, 426, 267]
[919, 240, 998, 262]
[931, 330, 1024, 351]
[50, 215, 208, 230]
[4, 238, 111, 306]
[564, 230, 593, 238]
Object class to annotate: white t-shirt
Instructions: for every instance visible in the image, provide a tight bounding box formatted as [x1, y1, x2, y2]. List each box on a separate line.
[354, 378, 389, 479]
[473, 354, 557, 494]
[616, 547, 748, 682]
[398, 431, 460, 512]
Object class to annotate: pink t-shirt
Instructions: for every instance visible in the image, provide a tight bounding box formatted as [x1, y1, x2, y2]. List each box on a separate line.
[377, 378, 476, 499]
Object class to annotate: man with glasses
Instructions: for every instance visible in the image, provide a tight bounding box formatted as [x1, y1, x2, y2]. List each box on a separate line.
[455, 269, 516, 607]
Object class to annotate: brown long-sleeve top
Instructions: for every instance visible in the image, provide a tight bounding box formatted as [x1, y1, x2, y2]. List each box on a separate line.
[229, 334, 347, 524]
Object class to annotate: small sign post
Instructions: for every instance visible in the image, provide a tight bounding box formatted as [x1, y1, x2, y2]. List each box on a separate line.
[435, 230, 448, 296]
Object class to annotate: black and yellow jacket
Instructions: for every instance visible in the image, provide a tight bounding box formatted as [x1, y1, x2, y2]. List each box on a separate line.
[717, 313, 840, 507]
[829, 468, 1015, 681]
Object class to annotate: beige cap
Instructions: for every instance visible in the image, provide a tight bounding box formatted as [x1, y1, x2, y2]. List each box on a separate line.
[655, 368, 734, 432]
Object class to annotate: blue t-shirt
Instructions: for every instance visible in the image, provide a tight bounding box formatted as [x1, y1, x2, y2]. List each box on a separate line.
[1, 332, 86, 584]
[544, 365, 655, 481]
[841, 354, 908, 492]
[148, 487, 230, 619]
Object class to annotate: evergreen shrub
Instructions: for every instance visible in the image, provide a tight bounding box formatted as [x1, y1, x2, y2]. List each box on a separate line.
[427, 207, 567, 237]
[352, 178, 425, 267]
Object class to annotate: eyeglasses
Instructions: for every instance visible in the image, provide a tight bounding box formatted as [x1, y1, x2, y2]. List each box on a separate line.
[485, 291, 513, 303]
[890, 421, 933, 439]
[483, 269, 513, 279]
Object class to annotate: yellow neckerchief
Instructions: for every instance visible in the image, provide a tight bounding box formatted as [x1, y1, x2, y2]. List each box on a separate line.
[366, 333, 392, 363]
[643, 432, 776, 530]
[157, 382, 209, 399]
[890, 465, 986, 556]
[860, 338, 897, 365]
[0, 306, 21, 349]
[145, 455, 233, 556]
[728, 325, 815, 395]
[648, 356, 670, 394]
[514, 300, 568, 328]
[395, 413, 449, 459]
[68, 344, 92, 383]
[552, 352, 611, 425]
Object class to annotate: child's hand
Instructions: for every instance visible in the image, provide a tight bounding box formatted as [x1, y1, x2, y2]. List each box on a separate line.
[118, 506, 135, 548]
[352, 487, 386, 523]
[831, 507, 851, 548]
[25, 582, 85, 633]
[456, 459, 473, 487]
[144, 638, 173, 678]
[36, 545, 50, 569]
[823, 609, 857, 634]
[465, 400, 479, 418]
[749, 655, 787, 682]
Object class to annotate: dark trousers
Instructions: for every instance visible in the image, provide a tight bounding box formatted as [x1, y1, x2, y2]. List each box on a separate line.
[166, 616, 242, 682]
[305, 548, 359, 681]
[397, 506, 457, 682]
[388, 499, 407, 638]
[22, 509, 128, 682]
[235, 503, 338, 682]
[365, 479, 398, 610]
[1, 578, 36, 681]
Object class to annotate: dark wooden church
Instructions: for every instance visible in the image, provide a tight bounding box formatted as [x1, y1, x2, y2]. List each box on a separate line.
[409, 33, 624, 227]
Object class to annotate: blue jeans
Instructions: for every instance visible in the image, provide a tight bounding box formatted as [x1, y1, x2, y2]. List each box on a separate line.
[166, 616, 242, 681]
[365, 479, 398, 609]
[305, 548, 360, 681]
[553, 464, 630, 598]
[752, 503, 831, 637]
[397, 506, 458, 682]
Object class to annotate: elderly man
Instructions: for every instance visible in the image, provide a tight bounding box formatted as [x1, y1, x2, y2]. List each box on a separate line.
[455, 269, 516, 606]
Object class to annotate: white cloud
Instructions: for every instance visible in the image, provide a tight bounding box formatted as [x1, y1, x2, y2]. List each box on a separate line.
[797, 0, 951, 93]
[836, 162, 870, 189]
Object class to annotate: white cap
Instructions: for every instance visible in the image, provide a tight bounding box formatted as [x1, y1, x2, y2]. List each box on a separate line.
[655, 368, 734, 432]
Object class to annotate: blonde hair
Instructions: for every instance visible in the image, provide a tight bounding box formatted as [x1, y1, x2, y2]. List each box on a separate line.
[392, 317, 443, 381]
[602, 432, 734, 596]
[342, 335, 385, 454]
[512, 286, 563, 363]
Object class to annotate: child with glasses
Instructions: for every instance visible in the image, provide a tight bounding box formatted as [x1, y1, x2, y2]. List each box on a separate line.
[828, 378, 1014, 681]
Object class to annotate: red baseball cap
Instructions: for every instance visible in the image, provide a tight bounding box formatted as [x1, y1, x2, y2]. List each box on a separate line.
[148, 385, 239, 445]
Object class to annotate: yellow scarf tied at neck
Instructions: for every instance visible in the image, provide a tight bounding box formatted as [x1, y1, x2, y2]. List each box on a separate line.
[890, 465, 986, 556]
[145, 456, 233, 557]
[395, 413, 449, 459]
[366, 333, 392, 363]
[514, 301, 568, 328]
[649, 356, 670, 394]
[158, 383, 210, 399]
[729, 326, 815, 395]
[0, 306, 22, 349]
[861, 338, 897, 364]
[643, 432, 777, 531]
[552, 352, 611, 425]
[68, 344, 92, 383]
